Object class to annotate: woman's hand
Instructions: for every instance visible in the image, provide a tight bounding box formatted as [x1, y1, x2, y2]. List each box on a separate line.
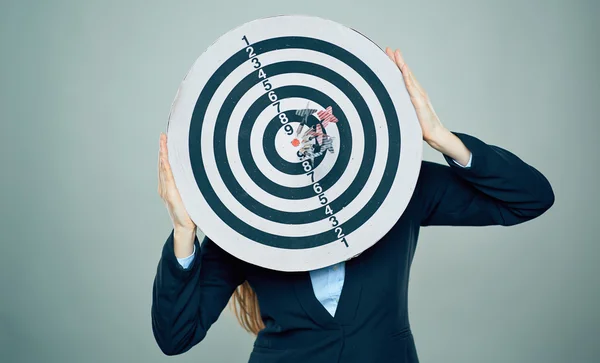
[158, 132, 196, 257]
[385, 47, 471, 166]
[385, 47, 446, 142]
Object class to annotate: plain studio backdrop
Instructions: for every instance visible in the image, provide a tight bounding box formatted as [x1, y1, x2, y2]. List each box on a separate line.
[1, 0, 598, 362]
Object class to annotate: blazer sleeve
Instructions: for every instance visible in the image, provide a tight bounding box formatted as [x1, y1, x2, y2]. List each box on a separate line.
[151, 229, 246, 356]
[417, 132, 555, 226]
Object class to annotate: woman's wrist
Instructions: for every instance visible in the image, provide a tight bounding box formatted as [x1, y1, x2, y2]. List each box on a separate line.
[173, 226, 196, 258]
[425, 127, 471, 166]
[423, 124, 447, 148]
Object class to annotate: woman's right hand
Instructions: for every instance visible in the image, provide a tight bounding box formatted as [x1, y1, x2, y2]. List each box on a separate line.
[158, 132, 196, 257]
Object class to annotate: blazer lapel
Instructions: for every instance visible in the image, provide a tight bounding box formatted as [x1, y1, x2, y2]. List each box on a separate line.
[292, 255, 364, 328]
[333, 255, 363, 325]
[293, 271, 338, 329]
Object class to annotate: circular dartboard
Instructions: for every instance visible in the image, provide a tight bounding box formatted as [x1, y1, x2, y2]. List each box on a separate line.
[166, 15, 422, 272]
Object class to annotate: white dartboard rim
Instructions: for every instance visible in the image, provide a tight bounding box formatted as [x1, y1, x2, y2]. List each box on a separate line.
[166, 14, 423, 272]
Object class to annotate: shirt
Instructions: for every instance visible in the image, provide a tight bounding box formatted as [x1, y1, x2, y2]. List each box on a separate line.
[176, 155, 472, 317]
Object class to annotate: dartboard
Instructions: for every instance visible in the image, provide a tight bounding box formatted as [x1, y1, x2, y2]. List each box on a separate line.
[166, 15, 422, 272]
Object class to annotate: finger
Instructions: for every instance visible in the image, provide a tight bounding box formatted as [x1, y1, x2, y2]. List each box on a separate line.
[158, 134, 165, 193]
[390, 49, 416, 98]
[386, 48, 408, 77]
[159, 133, 168, 160]
[395, 56, 422, 96]
[407, 67, 426, 97]
[398, 61, 418, 97]
[162, 152, 175, 184]
[402, 69, 416, 97]
[394, 52, 425, 96]
[158, 134, 162, 175]
[393, 49, 406, 71]
[393, 49, 423, 93]
[158, 157, 166, 197]
[158, 136, 167, 191]
[160, 135, 176, 184]
[159, 144, 168, 185]
[385, 47, 395, 62]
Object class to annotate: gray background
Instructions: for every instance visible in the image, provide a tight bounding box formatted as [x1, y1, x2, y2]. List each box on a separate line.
[1, 0, 598, 362]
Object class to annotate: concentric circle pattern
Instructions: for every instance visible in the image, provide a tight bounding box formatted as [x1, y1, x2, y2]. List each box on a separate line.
[167, 15, 423, 272]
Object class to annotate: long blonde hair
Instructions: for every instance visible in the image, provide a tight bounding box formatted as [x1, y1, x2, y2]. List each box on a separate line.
[228, 281, 265, 335]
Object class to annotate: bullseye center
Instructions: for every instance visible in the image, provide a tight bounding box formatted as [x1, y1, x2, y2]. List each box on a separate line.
[274, 122, 306, 163]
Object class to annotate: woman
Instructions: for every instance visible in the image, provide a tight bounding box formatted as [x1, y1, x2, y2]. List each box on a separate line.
[152, 48, 555, 363]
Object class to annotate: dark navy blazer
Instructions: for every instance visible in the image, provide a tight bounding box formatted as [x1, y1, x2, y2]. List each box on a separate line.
[151, 133, 554, 362]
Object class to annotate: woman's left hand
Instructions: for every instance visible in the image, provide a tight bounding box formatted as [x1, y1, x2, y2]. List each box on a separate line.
[385, 47, 471, 165]
[385, 47, 446, 144]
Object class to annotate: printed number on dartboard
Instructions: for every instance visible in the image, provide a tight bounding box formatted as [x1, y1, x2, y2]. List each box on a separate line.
[301, 161, 349, 248]
[242, 36, 294, 136]
[243, 35, 348, 249]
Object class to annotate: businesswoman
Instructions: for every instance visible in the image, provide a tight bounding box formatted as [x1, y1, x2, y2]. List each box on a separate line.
[152, 48, 555, 363]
